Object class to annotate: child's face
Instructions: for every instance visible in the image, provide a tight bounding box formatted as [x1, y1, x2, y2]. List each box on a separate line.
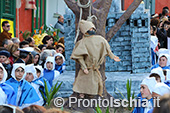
[46, 61, 53, 70]
[34, 55, 39, 64]
[15, 67, 25, 81]
[56, 47, 64, 54]
[159, 56, 167, 67]
[55, 56, 63, 65]
[25, 73, 34, 82]
[0, 68, 4, 82]
[140, 84, 151, 99]
[0, 55, 8, 63]
[47, 38, 53, 46]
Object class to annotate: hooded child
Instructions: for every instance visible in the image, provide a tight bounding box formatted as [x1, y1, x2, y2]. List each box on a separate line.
[0, 50, 12, 79]
[132, 77, 157, 113]
[6, 63, 40, 109]
[54, 53, 66, 74]
[25, 64, 44, 106]
[151, 49, 170, 70]
[0, 63, 15, 105]
[43, 56, 60, 87]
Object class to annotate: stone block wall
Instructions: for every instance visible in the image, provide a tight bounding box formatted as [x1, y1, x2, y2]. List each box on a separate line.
[64, 6, 151, 73]
[64, 14, 76, 71]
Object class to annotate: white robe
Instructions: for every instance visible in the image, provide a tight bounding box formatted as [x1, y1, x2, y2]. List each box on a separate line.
[31, 82, 44, 106]
[0, 87, 7, 105]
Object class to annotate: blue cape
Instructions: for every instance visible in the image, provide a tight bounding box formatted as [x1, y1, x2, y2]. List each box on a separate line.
[55, 62, 65, 74]
[132, 93, 154, 113]
[151, 48, 156, 65]
[151, 64, 170, 70]
[43, 69, 55, 87]
[0, 83, 16, 105]
[6, 78, 40, 106]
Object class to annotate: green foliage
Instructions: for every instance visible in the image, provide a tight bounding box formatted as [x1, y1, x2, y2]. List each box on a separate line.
[114, 79, 136, 111]
[40, 80, 63, 106]
[22, 30, 32, 39]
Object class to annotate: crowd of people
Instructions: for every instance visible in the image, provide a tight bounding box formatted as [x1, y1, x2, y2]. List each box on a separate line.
[0, 15, 66, 111]
[132, 6, 170, 113]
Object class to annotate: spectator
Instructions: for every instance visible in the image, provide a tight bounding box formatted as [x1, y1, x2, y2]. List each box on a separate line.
[6, 63, 40, 109]
[25, 37, 35, 47]
[34, 65, 51, 101]
[2, 39, 13, 48]
[11, 37, 20, 45]
[19, 41, 29, 48]
[38, 44, 47, 52]
[150, 26, 159, 65]
[132, 77, 157, 113]
[15, 47, 34, 64]
[7, 44, 19, 65]
[25, 64, 44, 106]
[0, 50, 12, 79]
[0, 21, 12, 46]
[56, 43, 65, 54]
[150, 18, 160, 27]
[151, 67, 165, 83]
[0, 63, 15, 105]
[39, 49, 56, 67]
[42, 35, 54, 47]
[43, 56, 60, 87]
[26, 54, 34, 65]
[54, 53, 66, 74]
[149, 73, 161, 83]
[54, 15, 65, 38]
[160, 9, 169, 22]
[23, 105, 46, 113]
[31, 51, 40, 65]
[151, 54, 170, 70]
[159, 21, 170, 48]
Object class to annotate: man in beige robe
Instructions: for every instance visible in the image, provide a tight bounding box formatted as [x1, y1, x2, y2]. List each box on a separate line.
[71, 20, 120, 98]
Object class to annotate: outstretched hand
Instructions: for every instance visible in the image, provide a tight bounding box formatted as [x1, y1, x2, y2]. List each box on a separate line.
[83, 68, 89, 74]
[113, 56, 121, 62]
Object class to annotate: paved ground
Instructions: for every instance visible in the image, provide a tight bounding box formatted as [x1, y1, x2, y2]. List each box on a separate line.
[55, 71, 149, 98]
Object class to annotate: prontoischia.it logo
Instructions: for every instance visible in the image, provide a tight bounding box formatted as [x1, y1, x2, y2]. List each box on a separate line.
[54, 97, 160, 108]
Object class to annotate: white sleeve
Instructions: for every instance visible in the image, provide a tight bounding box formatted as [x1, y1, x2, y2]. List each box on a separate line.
[54, 70, 60, 79]
[0, 87, 7, 104]
[62, 65, 66, 71]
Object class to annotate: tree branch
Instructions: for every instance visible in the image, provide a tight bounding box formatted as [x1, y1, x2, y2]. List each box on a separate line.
[93, 0, 112, 10]
[64, 0, 79, 14]
[106, 0, 143, 42]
